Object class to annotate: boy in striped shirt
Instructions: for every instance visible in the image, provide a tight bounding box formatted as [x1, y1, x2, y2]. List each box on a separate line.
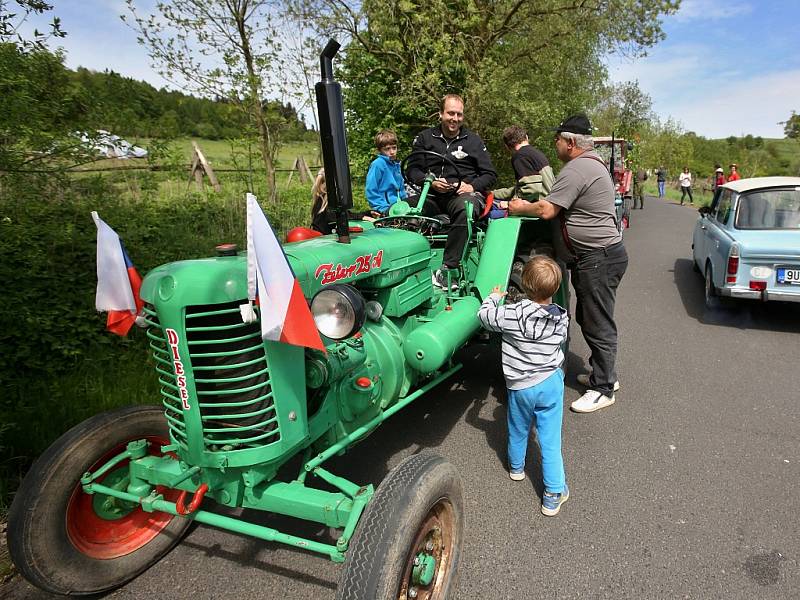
[477, 256, 570, 516]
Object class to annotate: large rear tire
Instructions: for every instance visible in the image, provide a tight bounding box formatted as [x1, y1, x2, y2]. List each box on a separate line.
[336, 453, 464, 600]
[8, 405, 191, 596]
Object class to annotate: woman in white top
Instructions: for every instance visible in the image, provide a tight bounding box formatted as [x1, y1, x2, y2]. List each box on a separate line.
[679, 166, 693, 205]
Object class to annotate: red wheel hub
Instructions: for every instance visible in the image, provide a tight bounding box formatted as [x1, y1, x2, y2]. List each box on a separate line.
[66, 436, 182, 559]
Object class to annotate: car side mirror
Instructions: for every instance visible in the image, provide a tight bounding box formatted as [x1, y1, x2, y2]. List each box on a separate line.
[698, 206, 711, 216]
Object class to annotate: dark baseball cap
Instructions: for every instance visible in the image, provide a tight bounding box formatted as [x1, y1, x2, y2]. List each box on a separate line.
[553, 114, 592, 135]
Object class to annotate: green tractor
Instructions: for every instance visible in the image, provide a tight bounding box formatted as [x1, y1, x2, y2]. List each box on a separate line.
[8, 40, 568, 599]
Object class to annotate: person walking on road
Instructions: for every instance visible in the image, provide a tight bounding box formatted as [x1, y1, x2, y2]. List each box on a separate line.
[679, 166, 693, 205]
[477, 256, 570, 516]
[656, 166, 667, 198]
[633, 168, 647, 209]
[509, 114, 628, 414]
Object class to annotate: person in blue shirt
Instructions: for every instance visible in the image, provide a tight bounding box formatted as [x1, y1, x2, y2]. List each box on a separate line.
[365, 129, 407, 214]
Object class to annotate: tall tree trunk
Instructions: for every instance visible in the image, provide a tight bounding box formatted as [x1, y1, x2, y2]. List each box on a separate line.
[254, 101, 277, 202]
[234, 1, 277, 202]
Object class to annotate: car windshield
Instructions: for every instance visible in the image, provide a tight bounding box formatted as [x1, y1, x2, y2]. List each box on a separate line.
[734, 187, 800, 230]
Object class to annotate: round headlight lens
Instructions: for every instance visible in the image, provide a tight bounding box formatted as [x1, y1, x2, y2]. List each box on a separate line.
[310, 285, 366, 340]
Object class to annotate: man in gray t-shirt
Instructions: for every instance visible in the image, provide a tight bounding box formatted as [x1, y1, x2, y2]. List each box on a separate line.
[509, 114, 628, 415]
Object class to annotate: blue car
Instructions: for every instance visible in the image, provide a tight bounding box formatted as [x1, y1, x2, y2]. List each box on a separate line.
[692, 177, 800, 308]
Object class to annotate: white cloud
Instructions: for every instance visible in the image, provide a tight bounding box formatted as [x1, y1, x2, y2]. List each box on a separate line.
[606, 43, 797, 137]
[667, 69, 800, 137]
[673, 0, 754, 22]
[607, 44, 709, 100]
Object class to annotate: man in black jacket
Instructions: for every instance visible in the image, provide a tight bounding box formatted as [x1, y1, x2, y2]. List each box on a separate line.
[406, 94, 497, 288]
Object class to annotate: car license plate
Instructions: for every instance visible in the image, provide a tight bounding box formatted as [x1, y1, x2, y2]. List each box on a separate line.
[776, 267, 800, 284]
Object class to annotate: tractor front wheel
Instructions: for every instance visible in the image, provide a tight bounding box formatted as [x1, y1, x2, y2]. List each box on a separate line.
[8, 405, 191, 596]
[336, 453, 464, 600]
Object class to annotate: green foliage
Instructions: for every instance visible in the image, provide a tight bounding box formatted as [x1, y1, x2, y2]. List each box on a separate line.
[69, 67, 310, 142]
[312, 0, 678, 181]
[0, 168, 329, 508]
[0, 43, 85, 171]
[635, 119, 800, 183]
[0, 0, 65, 52]
[592, 81, 654, 141]
[782, 110, 800, 139]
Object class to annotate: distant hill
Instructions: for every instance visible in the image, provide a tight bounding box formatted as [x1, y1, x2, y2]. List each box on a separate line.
[69, 66, 312, 142]
[682, 133, 799, 178]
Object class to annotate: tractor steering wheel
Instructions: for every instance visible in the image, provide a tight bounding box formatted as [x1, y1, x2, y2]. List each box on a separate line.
[400, 150, 464, 198]
[373, 214, 443, 236]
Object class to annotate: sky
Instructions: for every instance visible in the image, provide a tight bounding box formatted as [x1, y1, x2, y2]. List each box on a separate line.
[606, 0, 800, 138]
[21, 0, 800, 139]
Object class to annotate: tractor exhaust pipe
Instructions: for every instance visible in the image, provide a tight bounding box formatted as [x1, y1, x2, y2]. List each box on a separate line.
[315, 39, 353, 244]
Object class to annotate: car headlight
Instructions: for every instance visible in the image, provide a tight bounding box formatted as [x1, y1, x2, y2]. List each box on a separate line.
[310, 284, 366, 340]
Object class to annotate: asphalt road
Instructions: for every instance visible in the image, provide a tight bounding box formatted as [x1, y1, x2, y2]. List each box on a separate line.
[6, 196, 800, 599]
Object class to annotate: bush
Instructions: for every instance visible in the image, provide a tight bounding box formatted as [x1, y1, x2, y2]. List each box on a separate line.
[0, 169, 339, 509]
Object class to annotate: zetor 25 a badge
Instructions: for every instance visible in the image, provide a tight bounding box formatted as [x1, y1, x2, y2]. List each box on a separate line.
[314, 250, 383, 285]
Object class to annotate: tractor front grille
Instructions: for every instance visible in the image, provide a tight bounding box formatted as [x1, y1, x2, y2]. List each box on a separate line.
[145, 300, 280, 451]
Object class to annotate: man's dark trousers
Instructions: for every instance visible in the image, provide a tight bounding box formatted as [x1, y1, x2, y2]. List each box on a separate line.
[570, 241, 628, 397]
[421, 191, 483, 268]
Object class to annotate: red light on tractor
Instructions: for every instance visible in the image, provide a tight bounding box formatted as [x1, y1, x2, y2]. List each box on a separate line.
[749, 281, 767, 291]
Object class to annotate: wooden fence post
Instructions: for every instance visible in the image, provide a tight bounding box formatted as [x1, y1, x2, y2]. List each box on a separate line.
[188, 141, 221, 192]
[297, 156, 313, 183]
[285, 156, 315, 189]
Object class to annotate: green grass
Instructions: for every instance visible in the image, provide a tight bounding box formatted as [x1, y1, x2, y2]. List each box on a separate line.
[76, 139, 321, 172]
[643, 182, 714, 208]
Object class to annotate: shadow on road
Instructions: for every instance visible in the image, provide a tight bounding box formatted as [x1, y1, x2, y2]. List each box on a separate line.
[180, 533, 338, 591]
[673, 258, 800, 332]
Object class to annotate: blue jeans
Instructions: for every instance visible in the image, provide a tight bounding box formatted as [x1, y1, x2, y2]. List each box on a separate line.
[507, 369, 566, 493]
[657, 181, 665, 197]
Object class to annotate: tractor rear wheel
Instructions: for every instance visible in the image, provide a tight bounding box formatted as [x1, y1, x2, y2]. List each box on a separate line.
[8, 405, 191, 596]
[336, 453, 464, 600]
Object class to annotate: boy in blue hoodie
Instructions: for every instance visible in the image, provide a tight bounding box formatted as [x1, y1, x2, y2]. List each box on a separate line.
[477, 256, 570, 516]
[365, 129, 407, 214]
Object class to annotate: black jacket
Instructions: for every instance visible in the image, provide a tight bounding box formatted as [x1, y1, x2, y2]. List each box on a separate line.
[406, 126, 497, 195]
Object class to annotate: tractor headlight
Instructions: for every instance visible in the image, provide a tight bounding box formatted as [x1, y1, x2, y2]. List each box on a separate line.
[310, 284, 366, 340]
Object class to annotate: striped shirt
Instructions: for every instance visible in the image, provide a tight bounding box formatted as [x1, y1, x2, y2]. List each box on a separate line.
[477, 294, 569, 390]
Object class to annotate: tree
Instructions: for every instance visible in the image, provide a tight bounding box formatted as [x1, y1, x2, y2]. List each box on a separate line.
[592, 81, 654, 139]
[294, 0, 679, 172]
[0, 43, 98, 173]
[124, 0, 290, 201]
[637, 117, 692, 177]
[782, 111, 800, 139]
[0, 0, 65, 52]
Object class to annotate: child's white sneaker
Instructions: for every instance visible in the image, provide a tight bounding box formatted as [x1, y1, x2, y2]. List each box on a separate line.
[570, 390, 615, 413]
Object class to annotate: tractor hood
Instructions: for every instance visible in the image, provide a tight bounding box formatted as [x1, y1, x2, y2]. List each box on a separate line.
[140, 228, 433, 307]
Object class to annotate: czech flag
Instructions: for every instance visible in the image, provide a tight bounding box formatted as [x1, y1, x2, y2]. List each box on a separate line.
[92, 211, 143, 336]
[242, 194, 325, 351]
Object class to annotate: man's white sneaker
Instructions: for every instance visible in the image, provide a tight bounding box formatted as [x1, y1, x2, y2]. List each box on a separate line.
[576, 373, 620, 392]
[570, 390, 615, 413]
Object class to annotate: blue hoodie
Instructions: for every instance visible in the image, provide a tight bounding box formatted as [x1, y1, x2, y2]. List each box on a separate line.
[365, 153, 407, 213]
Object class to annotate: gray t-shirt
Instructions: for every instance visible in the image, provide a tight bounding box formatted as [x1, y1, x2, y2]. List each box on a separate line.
[547, 150, 622, 258]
